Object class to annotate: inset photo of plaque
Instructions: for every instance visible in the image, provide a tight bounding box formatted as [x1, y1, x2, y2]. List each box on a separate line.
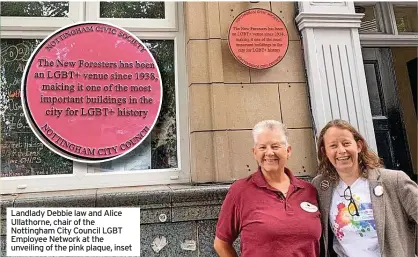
[21, 22, 163, 163]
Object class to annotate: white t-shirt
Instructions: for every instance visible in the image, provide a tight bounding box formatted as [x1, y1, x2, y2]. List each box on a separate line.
[329, 178, 381, 257]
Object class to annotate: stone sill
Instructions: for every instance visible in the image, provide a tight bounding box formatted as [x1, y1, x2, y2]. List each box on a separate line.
[0, 177, 313, 256]
[0, 183, 232, 235]
[0, 176, 313, 235]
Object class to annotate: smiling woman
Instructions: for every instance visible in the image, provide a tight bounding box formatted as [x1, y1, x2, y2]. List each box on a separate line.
[312, 119, 418, 257]
[323, 126, 363, 179]
[252, 121, 290, 176]
[214, 120, 321, 257]
[316, 119, 383, 183]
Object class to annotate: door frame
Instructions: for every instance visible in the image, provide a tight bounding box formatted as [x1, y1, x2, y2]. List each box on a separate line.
[358, 2, 417, 179]
[362, 48, 414, 177]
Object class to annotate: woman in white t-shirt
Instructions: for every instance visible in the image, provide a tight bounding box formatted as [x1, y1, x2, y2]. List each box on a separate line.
[312, 119, 417, 257]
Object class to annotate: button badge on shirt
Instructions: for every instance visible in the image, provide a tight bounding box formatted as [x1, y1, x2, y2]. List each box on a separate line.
[373, 185, 384, 197]
[320, 180, 330, 191]
[300, 202, 318, 213]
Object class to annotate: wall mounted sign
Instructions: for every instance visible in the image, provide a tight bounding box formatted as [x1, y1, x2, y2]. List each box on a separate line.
[228, 8, 289, 69]
[21, 22, 162, 163]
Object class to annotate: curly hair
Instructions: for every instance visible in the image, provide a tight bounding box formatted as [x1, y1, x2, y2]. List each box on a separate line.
[317, 119, 383, 182]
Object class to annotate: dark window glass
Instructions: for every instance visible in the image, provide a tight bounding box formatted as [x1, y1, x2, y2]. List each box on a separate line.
[99, 40, 177, 171]
[1, 39, 176, 176]
[0, 2, 69, 17]
[374, 130, 395, 169]
[0, 39, 73, 177]
[100, 2, 165, 19]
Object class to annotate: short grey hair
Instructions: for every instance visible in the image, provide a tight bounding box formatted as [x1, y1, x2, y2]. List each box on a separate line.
[252, 120, 289, 146]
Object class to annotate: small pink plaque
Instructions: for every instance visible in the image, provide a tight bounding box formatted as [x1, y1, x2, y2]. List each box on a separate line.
[22, 22, 162, 163]
[228, 9, 289, 69]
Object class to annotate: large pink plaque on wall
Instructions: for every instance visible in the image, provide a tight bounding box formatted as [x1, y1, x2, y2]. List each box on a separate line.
[22, 22, 162, 163]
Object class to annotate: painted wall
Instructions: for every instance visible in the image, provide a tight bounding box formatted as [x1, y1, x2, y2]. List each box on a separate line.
[391, 47, 417, 174]
[184, 2, 316, 182]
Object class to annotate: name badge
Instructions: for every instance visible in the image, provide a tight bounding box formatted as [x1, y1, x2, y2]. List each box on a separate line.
[300, 202, 318, 213]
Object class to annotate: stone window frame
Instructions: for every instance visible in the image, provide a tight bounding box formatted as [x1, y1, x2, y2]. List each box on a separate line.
[0, 2, 190, 194]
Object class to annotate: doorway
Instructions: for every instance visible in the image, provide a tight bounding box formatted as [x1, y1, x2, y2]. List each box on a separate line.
[361, 47, 416, 179]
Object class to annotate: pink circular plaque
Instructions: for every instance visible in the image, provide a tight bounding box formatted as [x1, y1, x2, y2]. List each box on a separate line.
[228, 8, 289, 69]
[22, 22, 162, 163]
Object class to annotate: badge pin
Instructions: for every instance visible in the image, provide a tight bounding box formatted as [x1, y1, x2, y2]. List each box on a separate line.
[320, 180, 330, 191]
[300, 202, 318, 213]
[373, 185, 384, 197]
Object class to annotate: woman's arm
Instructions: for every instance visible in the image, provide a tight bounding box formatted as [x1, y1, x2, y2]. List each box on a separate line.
[214, 237, 239, 257]
[396, 170, 418, 223]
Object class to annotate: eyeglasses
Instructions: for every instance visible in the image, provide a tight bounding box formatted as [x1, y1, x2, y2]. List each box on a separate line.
[343, 186, 360, 217]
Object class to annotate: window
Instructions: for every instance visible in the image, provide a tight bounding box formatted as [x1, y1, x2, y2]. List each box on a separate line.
[86, 2, 177, 31]
[0, 2, 189, 194]
[99, 2, 165, 19]
[355, 2, 418, 35]
[0, 2, 82, 31]
[1, 39, 73, 177]
[93, 39, 178, 172]
[1, 1, 69, 17]
[393, 4, 418, 33]
[355, 4, 384, 33]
